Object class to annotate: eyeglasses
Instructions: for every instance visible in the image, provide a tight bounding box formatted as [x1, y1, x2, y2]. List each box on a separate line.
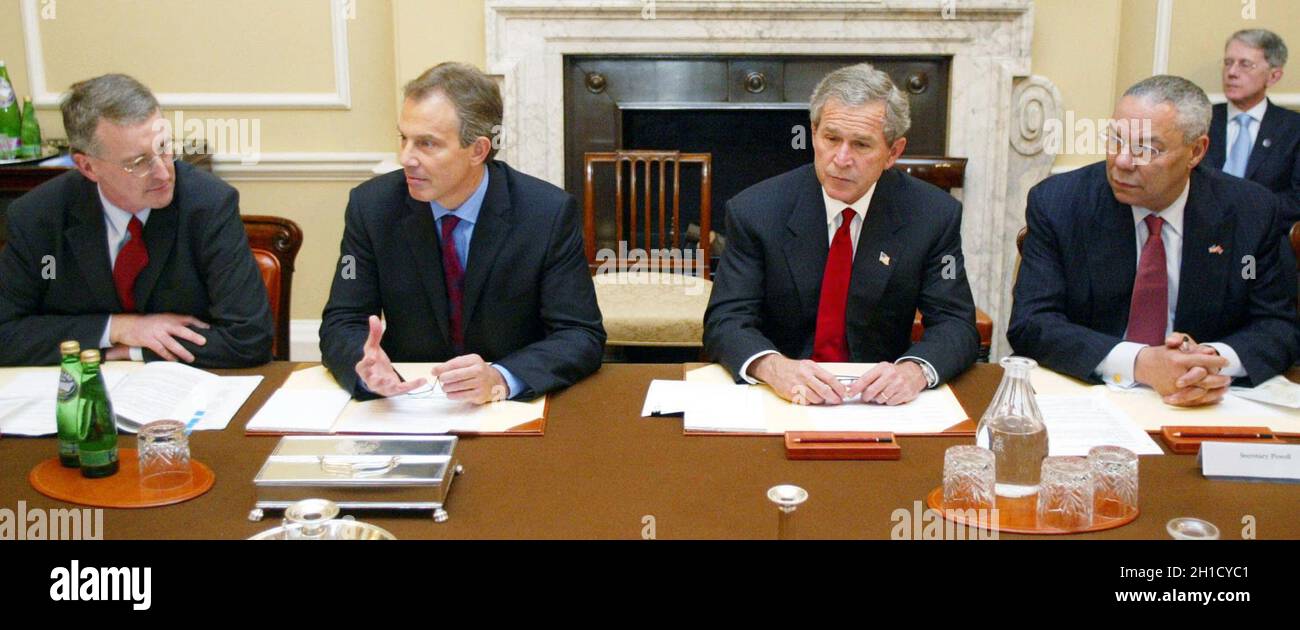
[1099, 130, 1166, 163]
[86, 150, 176, 178]
[1223, 58, 1266, 72]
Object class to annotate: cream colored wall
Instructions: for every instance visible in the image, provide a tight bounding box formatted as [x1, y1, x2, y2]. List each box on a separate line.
[3, 0, 1297, 343]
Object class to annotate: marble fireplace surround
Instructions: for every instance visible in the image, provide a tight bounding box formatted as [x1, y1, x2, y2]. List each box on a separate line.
[486, 0, 1061, 359]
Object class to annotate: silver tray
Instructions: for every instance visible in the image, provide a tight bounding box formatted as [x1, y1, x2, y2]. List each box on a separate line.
[250, 435, 462, 522]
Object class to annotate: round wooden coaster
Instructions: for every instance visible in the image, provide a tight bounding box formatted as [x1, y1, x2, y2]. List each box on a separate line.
[29, 448, 215, 509]
[925, 486, 1138, 535]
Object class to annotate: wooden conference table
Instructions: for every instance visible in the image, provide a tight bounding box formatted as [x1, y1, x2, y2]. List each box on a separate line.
[1, 363, 1296, 539]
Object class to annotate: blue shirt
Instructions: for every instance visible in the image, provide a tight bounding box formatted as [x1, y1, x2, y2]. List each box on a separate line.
[429, 168, 526, 399]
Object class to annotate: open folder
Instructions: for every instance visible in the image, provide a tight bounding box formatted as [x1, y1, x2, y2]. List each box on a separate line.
[676, 363, 973, 436]
[245, 363, 547, 436]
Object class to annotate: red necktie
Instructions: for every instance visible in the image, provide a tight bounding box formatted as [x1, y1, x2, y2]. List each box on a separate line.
[112, 216, 149, 312]
[813, 208, 856, 362]
[440, 215, 465, 354]
[1125, 214, 1167, 346]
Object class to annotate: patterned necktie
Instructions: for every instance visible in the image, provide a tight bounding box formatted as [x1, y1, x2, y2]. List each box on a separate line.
[440, 215, 465, 354]
[1125, 214, 1167, 346]
[112, 216, 149, 312]
[1223, 112, 1253, 177]
[812, 208, 856, 362]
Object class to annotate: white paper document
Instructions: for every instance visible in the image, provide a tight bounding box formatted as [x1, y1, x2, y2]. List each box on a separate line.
[0, 363, 260, 435]
[682, 384, 766, 432]
[1229, 375, 1300, 409]
[641, 379, 696, 416]
[245, 388, 353, 433]
[1035, 394, 1163, 456]
[800, 389, 969, 434]
[109, 362, 262, 432]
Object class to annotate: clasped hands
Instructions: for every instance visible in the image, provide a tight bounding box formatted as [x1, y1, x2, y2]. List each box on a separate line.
[748, 353, 927, 406]
[354, 315, 507, 404]
[1134, 332, 1230, 407]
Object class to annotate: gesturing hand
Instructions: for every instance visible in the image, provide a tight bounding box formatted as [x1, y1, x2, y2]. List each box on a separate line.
[354, 315, 427, 396]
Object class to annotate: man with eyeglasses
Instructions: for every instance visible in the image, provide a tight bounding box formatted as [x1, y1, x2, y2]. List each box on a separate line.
[1009, 75, 1298, 406]
[1208, 29, 1300, 229]
[0, 74, 273, 367]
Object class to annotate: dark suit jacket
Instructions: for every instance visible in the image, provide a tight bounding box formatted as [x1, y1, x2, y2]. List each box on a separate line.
[0, 160, 274, 367]
[1208, 100, 1300, 228]
[1008, 162, 1299, 385]
[703, 164, 979, 384]
[319, 160, 605, 399]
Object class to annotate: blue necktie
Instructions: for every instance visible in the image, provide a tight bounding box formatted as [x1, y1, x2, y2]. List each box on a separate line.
[1224, 113, 1253, 177]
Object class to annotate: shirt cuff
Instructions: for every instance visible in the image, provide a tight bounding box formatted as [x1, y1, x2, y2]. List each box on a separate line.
[99, 317, 113, 349]
[1095, 341, 1146, 388]
[129, 347, 144, 362]
[1203, 342, 1247, 378]
[491, 364, 525, 400]
[739, 350, 780, 384]
[895, 356, 939, 388]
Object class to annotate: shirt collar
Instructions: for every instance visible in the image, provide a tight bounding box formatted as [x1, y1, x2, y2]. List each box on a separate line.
[1131, 180, 1190, 237]
[97, 186, 150, 234]
[820, 182, 877, 227]
[430, 165, 489, 225]
[1227, 98, 1268, 124]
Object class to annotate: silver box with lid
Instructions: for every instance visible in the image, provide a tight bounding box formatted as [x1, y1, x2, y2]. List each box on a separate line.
[250, 435, 462, 522]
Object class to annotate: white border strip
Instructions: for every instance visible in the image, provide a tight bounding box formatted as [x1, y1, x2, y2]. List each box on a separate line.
[20, 0, 351, 109]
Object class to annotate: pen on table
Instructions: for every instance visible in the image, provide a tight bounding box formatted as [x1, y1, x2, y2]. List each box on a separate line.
[791, 436, 894, 444]
[1171, 431, 1274, 439]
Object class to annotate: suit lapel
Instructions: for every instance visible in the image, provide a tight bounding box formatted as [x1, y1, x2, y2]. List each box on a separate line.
[399, 193, 451, 348]
[782, 167, 829, 318]
[64, 177, 121, 312]
[461, 164, 510, 327]
[846, 169, 902, 340]
[132, 204, 177, 310]
[1244, 100, 1281, 180]
[1174, 169, 1230, 332]
[1086, 183, 1137, 337]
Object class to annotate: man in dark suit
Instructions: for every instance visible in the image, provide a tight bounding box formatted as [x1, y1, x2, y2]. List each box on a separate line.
[0, 74, 273, 367]
[319, 62, 604, 402]
[703, 63, 979, 406]
[1207, 29, 1300, 229]
[1010, 75, 1298, 407]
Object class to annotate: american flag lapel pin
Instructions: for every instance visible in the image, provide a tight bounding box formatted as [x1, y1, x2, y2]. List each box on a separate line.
[1208, 244, 1224, 255]
[879, 251, 891, 266]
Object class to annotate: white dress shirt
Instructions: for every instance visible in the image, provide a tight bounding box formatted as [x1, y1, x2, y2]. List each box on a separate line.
[1094, 182, 1246, 386]
[97, 189, 150, 361]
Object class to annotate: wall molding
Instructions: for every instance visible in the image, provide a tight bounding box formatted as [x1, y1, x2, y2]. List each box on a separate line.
[211, 152, 397, 182]
[1207, 93, 1300, 109]
[1152, 0, 1173, 75]
[290, 319, 323, 362]
[20, 0, 352, 109]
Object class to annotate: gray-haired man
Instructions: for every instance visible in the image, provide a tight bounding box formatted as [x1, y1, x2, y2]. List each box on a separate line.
[1208, 29, 1300, 228]
[1010, 75, 1299, 407]
[0, 74, 273, 367]
[703, 62, 979, 406]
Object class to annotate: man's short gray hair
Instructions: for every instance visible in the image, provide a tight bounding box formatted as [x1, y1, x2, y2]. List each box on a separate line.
[404, 62, 503, 161]
[1122, 75, 1211, 144]
[1228, 29, 1288, 68]
[60, 74, 159, 156]
[809, 63, 911, 144]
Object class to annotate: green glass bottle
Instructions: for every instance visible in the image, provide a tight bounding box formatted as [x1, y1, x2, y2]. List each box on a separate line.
[55, 340, 82, 467]
[0, 61, 20, 159]
[18, 96, 41, 159]
[76, 349, 119, 478]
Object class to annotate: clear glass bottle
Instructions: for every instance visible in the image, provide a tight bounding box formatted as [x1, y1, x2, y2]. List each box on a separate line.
[976, 356, 1048, 498]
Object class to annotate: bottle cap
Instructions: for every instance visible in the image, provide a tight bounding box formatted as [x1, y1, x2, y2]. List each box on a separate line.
[79, 349, 101, 365]
[60, 340, 81, 355]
